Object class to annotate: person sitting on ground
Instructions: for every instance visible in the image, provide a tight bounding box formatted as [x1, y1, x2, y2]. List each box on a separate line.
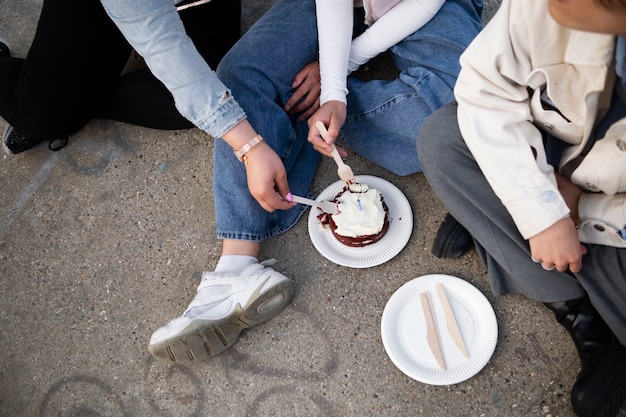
[0, 0, 296, 363]
[0, 0, 241, 155]
[107, 0, 483, 363]
[417, 0, 626, 415]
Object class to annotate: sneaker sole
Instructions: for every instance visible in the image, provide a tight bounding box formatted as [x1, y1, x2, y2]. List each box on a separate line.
[149, 278, 295, 363]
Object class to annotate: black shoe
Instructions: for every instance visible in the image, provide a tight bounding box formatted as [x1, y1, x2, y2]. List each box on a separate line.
[0, 36, 11, 58]
[571, 333, 626, 417]
[431, 213, 473, 258]
[546, 298, 626, 417]
[3, 125, 67, 155]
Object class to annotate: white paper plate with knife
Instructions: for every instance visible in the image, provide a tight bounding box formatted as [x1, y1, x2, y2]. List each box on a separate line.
[381, 274, 497, 385]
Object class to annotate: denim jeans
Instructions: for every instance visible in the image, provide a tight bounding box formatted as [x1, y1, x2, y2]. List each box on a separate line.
[101, 0, 246, 139]
[214, 0, 483, 242]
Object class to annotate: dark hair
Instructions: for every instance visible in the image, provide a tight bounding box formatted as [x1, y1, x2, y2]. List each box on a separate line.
[596, 0, 626, 10]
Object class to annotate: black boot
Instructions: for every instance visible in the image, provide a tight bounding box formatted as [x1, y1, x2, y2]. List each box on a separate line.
[431, 213, 473, 259]
[0, 36, 10, 58]
[545, 297, 626, 417]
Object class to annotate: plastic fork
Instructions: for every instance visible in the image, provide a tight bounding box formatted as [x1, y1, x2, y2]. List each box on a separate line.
[289, 194, 338, 214]
[315, 121, 356, 185]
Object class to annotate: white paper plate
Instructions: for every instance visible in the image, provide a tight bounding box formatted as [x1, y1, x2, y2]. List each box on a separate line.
[307, 175, 412, 268]
[381, 274, 498, 385]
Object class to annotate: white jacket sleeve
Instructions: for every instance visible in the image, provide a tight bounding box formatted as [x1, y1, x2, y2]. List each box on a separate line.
[348, 0, 445, 73]
[455, 0, 571, 239]
[316, 0, 353, 105]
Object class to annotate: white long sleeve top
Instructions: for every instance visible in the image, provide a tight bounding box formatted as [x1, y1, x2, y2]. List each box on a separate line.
[315, 0, 445, 105]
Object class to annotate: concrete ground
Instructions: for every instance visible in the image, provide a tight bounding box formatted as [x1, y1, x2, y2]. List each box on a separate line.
[1, 1, 624, 416]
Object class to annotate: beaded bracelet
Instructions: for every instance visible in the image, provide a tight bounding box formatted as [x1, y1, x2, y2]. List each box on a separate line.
[234, 134, 264, 164]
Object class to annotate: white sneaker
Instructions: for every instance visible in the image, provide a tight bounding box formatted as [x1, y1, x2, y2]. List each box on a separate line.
[149, 259, 295, 363]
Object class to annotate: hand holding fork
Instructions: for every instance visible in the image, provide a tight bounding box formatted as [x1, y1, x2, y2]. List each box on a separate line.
[314, 121, 355, 185]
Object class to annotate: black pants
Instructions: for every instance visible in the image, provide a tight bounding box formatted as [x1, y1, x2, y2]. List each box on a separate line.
[0, 0, 241, 140]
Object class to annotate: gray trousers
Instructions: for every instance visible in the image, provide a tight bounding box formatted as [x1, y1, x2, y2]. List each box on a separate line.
[417, 102, 626, 345]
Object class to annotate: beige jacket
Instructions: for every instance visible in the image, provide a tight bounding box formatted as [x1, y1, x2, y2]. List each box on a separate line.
[454, 0, 625, 247]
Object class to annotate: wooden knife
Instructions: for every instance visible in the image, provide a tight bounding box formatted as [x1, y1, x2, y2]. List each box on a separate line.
[436, 283, 470, 359]
[420, 291, 446, 370]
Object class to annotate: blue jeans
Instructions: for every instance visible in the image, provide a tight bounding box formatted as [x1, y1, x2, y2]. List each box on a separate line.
[215, 0, 483, 242]
[101, 0, 247, 139]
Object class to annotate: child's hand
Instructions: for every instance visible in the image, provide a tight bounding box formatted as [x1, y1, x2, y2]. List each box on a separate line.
[555, 172, 582, 224]
[529, 218, 587, 273]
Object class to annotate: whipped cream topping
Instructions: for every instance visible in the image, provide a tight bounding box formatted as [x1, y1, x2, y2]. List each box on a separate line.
[332, 184, 386, 237]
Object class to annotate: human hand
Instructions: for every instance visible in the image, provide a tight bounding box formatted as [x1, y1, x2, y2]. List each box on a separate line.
[284, 61, 321, 121]
[307, 101, 347, 157]
[528, 218, 588, 273]
[243, 142, 295, 213]
[554, 171, 582, 224]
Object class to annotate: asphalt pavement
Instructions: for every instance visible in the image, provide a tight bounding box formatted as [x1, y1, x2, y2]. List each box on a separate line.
[2, 1, 624, 416]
